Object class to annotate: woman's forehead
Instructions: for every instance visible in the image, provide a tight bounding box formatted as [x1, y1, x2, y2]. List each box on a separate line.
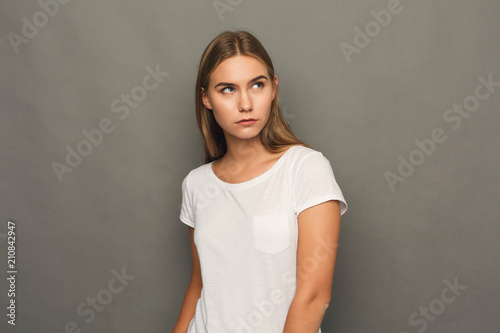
[210, 55, 269, 84]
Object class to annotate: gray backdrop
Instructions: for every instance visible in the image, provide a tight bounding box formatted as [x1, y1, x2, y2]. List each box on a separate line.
[1, 0, 499, 332]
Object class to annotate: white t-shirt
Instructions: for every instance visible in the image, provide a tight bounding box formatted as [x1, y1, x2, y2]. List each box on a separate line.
[179, 145, 348, 333]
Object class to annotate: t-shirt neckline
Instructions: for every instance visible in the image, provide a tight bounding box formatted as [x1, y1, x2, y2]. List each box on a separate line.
[207, 145, 300, 188]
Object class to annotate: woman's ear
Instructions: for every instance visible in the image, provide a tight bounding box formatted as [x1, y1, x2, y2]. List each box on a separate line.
[272, 75, 278, 101]
[201, 87, 213, 110]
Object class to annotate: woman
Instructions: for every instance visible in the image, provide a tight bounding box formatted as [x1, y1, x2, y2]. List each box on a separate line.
[173, 30, 348, 333]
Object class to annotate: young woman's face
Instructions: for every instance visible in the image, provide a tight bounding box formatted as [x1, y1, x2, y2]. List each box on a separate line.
[202, 55, 277, 143]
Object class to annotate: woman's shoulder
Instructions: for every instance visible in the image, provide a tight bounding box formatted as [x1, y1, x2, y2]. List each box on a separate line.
[287, 144, 323, 161]
[181, 161, 212, 188]
[289, 144, 316, 153]
[285, 145, 339, 179]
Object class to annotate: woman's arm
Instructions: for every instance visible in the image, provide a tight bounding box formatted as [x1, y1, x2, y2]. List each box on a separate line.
[172, 227, 203, 333]
[283, 200, 341, 333]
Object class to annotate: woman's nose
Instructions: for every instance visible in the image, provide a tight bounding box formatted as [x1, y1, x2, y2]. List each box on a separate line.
[238, 90, 253, 111]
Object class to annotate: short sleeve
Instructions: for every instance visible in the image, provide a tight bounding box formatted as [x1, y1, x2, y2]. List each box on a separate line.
[294, 151, 348, 217]
[179, 174, 195, 228]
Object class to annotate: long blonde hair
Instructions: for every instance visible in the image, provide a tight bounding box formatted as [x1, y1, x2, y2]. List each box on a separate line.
[195, 30, 312, 163]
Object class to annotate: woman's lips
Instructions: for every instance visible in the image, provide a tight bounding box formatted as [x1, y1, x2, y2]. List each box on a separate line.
[236, 119, 257, 125]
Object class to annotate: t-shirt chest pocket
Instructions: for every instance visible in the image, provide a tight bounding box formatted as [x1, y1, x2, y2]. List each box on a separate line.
[252, 214, 290, 254]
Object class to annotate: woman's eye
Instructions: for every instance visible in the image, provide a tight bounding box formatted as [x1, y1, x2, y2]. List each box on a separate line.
[253, 82, 264, 89]
[221, 87, 234, 93]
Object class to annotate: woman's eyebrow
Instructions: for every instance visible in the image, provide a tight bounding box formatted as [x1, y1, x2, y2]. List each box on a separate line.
[214, 75, 268, 88]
